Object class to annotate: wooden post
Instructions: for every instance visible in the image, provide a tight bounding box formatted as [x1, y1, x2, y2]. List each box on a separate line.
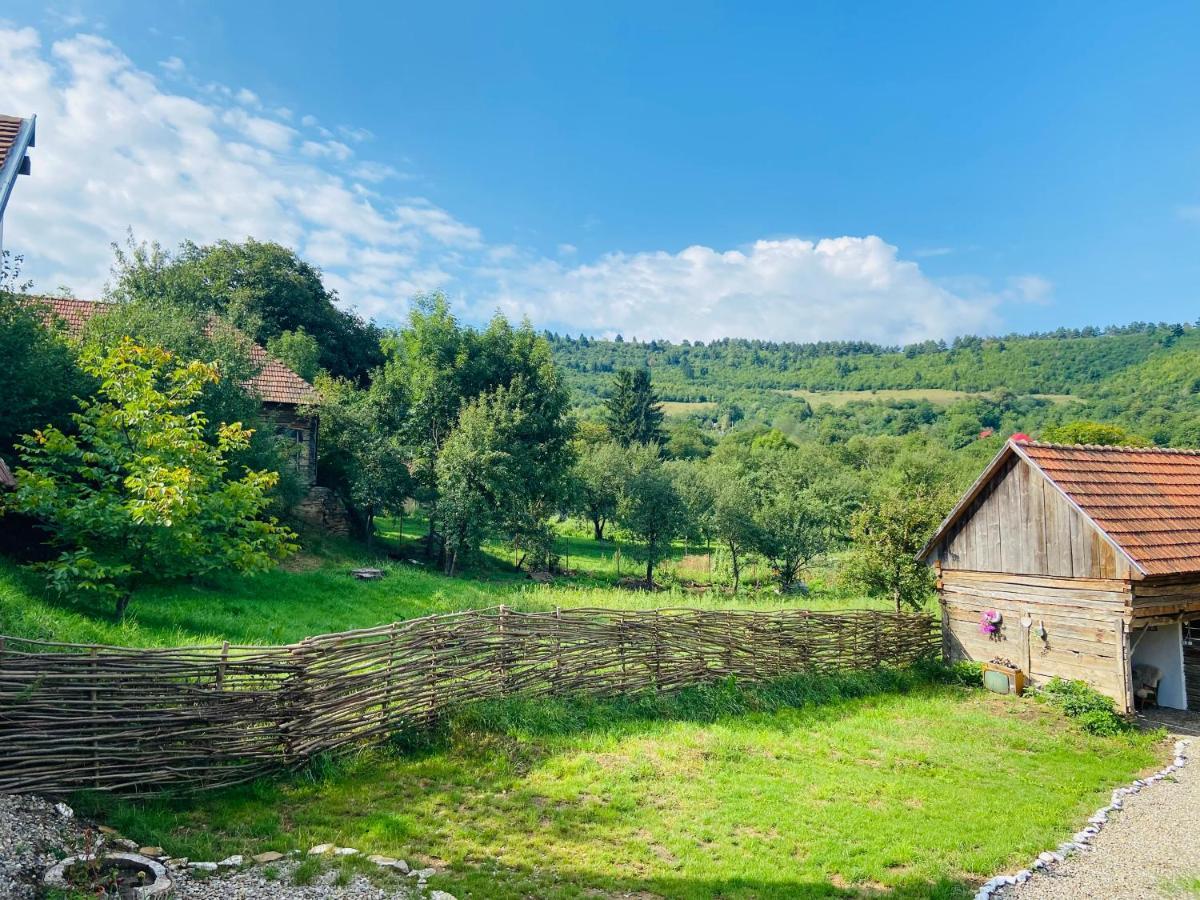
[498, 605, 509, 698]
[553, 607, 562, 694]
[90, 647, 100, 789]
[384, 623, 398, 727]
[1116, 618, 1134, 714]
[652, 611, 662, 690]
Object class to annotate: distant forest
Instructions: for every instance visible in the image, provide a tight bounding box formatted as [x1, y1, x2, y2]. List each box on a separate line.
[545, 320, 1200, 447]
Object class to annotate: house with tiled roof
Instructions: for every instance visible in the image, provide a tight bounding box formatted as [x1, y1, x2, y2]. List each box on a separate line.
[0, 113, 36, 256]
[921, 438, 1200, 713]
[30, 297, 321, 488]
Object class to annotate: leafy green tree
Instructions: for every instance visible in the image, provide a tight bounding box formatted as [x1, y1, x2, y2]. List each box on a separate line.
[437, 385, 527, 575]
[616, 444, 685, 586]
[571, 441, 625, 540]
[665, 419, 716, 460]
[605, 368, 665, 447]
[77, 296, 304, 508]
[391, 296, 573, 565]
[107, 237, 384, 382]
[310, 371, 411, 547]
[707, 466, 759, 593]
[667, 460, 715, 552]
[0, 288, 88, 457]
[7, 340, 296, 618]
[751, 489, 831, 593]
[843, 452, 952, 612]
[267, 327, 322, 382]
[1040, 420, 1151, 447]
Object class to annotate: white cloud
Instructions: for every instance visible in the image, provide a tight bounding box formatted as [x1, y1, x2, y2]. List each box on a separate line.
[472, 236, 1002, 344]
[0, 25, 1036, 344]
[159, 56, 185, 74]
[0, 26, 481, 318]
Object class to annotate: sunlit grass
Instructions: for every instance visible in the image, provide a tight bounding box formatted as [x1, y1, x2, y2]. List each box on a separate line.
[0, 516, 892, 648]
[83, 671, 1162, 900]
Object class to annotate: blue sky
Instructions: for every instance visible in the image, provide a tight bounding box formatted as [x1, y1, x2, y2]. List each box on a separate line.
[3, 3, 1200, 343]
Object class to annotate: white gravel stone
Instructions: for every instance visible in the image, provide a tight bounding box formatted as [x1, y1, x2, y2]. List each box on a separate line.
[334, 847, 359, 857]
[997, 719, 1197, 900]
[217, 854, 244, 867]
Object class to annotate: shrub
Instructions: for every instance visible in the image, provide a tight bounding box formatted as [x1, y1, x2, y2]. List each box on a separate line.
[1038, 677, 1132, 735]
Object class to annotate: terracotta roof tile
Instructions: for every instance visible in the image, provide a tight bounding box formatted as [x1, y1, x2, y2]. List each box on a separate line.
[0, 115, 25, 173]
[1018, 441, 1200, 577]
[27, 297, 316, 407]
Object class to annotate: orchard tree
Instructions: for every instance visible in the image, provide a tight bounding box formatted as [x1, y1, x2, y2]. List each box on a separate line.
[571, 441, 625, 540]
[8, 340, 296, 618]
[605, 368, 665, 447]
[843, 451, 952, 612]
[707, 467, 758, 593]
[310, 370, 411, 548]
[616, 444, 685, 586]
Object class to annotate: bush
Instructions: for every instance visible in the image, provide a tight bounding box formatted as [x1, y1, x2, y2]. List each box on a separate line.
[1037, 677, 1132, 735]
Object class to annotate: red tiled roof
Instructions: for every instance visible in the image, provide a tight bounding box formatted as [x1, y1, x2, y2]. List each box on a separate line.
[29, 297, 316, 407]
[1016, 441, 1200, 577]
[0, 115, 26, 173]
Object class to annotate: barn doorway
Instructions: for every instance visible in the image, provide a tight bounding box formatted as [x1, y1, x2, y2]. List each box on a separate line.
[1131, 623, 1187, 710]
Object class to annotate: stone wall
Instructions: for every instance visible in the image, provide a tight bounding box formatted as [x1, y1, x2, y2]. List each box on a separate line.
[293, 486, 352, 536]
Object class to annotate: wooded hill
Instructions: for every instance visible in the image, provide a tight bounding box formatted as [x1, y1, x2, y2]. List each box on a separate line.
[546, 322, 1200, 447]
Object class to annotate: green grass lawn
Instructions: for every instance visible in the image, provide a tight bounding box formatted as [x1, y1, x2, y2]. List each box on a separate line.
[0, 517, 888, 648]
[82, 671, 1162, 900]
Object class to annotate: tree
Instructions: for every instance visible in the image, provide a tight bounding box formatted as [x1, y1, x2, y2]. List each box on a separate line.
[667, 460, 715, 552]
[1040, 420, 1151, 447]
[0, 284, 88, 457]
[751, 488, 831, 593]
[391, 296, 573, 566]
[437, 385, 527, 575]
[843, 452, 951, 611]
[7, 340, 296, 618]
[616, 444, 685, 586]
[107, 236, 384, 382]
[78, 295, 304, 508]
[267, 327, 322, 382]
[310, 370, 411, 547]
[707, 467, 758, 593]
[571, 441, 625, 540]
[605, 368, 665, 447]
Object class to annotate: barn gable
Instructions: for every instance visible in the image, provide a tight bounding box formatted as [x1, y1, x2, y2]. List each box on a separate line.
[921, 442, 1139, 580]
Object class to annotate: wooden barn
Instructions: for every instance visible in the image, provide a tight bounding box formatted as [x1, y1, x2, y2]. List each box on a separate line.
[920, 439, 1200, 713]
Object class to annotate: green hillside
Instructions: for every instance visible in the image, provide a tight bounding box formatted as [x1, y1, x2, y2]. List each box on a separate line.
[548, 321, 1200, 446]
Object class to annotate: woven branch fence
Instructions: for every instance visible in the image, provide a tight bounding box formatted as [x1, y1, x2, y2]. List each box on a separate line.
[0, 606, 936, 796]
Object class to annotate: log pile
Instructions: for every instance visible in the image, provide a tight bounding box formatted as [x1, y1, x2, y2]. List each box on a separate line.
[0, 606, 936, 795]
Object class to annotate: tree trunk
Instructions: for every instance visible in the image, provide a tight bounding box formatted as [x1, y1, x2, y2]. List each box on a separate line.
[425, 513, 438, 559]
[592, 517, 604, 541]
[365, 507, 375, 552]
[645, 556, 654, 588]
[729, 542, 741, 594]
[115, 592, 131, 622]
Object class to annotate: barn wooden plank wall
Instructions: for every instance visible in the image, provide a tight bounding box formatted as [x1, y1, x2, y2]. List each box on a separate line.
[0, 606, 936, 796]
[939, 570, 1129, 700]
[936, 458, 1131, 580]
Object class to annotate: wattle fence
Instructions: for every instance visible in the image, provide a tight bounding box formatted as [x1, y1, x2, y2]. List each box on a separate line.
[0, 605, 937, 796]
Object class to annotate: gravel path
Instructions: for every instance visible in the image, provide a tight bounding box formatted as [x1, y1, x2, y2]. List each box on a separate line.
[998, 717, 1200, 900]
[0, 792, 443, 899]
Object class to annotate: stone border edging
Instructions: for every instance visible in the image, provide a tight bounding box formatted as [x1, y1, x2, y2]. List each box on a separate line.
[43, 851, 171, 898]
[975, 737, 1191, 900]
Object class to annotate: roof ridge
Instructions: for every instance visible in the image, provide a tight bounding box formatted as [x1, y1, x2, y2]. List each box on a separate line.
[1021, 440, 1200, 456]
